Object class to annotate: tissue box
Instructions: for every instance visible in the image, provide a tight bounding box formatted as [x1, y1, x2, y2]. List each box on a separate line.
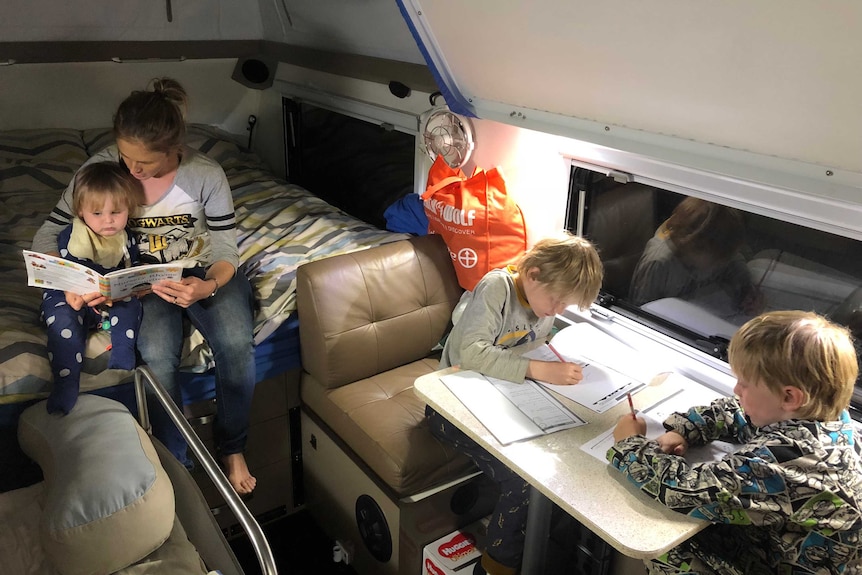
[422, 518, 488, 575]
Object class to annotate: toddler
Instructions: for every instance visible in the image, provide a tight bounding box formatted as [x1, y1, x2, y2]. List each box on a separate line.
[41, 162, 144, 414]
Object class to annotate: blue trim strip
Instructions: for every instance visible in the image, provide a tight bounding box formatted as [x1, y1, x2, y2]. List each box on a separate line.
[395, 0, 476, 118]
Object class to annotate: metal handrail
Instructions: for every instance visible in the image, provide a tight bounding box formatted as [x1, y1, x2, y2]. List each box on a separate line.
[134, 366, 278, 575]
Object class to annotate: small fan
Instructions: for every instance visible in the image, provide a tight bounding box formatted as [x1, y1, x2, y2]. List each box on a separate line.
[420, 107, 476, 169]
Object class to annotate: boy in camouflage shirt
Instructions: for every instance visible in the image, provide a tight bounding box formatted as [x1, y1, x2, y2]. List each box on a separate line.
[610, 310, 862, 574]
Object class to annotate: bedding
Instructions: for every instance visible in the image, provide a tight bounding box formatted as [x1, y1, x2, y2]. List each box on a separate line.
[0, 124, 409, 403]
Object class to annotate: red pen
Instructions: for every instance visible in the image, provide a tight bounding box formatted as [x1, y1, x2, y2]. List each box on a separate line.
[545, 340, 566, 362]
[626, 392, 637, 420]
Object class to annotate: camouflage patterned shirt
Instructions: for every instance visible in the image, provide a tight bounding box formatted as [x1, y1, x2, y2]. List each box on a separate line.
[608, 396, 862, 574]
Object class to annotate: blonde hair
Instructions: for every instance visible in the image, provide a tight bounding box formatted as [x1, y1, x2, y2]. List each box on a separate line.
[73, 162, 145, 217]
[113, 77, 188, 154]
[728, 310, 858, 421]
[517, 234, 603, 310]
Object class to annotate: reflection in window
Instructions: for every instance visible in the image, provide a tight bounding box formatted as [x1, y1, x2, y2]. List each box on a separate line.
[628, 197, 762, 332]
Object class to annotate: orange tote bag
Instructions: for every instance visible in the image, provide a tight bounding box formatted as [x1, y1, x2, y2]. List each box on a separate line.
[422, 155, 527, 291]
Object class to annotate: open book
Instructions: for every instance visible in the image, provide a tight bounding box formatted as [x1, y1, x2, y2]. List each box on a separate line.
[580, 373, 735, 464]
[23, 250, 183, 300]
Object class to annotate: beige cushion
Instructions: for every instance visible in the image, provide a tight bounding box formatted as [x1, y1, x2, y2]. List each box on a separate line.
[301, 358, 475, 495]
[18, 395, 175, 575]
[298, 234, 463, 389]
[297, 235, 475, 495]
[116, 517, 208, 575]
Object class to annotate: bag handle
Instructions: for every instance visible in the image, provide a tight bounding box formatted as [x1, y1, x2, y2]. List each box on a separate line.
[421, 175, 465, 200]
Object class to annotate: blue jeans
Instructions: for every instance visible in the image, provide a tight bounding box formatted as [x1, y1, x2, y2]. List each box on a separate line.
[138, 268, 255, 464]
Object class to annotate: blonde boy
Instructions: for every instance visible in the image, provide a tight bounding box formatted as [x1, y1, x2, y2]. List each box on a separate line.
[430, 233, 603, 575]
[440, 233, 604, 385]
[610, 310, 862, 575]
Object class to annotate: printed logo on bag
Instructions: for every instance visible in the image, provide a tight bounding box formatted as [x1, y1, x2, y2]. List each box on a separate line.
[457, 248, 478, 269]
[424, 198, 477, 233]
[438, 532, 477, 561]
[425, 558, 446, 575]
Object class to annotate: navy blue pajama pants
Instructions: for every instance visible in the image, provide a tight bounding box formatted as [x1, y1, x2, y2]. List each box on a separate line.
[426, 407, 530, 569]
[41, 290, 141, 414]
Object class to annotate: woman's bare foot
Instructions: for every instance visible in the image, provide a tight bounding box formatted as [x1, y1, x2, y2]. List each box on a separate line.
[222, 452, 257, 495]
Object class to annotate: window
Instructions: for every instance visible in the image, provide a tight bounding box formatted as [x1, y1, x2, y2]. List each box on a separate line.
[568, 166, 862, 414]
[282, 97, 416, 229]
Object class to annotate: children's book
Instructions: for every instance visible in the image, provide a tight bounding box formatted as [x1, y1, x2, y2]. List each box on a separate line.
[23, 250, 183, 300]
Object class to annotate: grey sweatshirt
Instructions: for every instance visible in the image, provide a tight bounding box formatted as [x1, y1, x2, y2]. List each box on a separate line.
[440, 267, 554, 383]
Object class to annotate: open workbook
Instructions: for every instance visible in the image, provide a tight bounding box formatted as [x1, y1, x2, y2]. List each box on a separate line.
[440, 322, 675, 444]
[524, 322, 672, 413]
[440, 370, 587, 445]
[23, 250, 183, 300]
[580, 374, 735, 464]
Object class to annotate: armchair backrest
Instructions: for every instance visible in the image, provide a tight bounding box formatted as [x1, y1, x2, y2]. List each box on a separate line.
[297, 234, 463, 389]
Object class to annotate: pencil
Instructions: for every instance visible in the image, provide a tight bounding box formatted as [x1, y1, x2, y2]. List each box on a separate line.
[545, 340, 566, 362]
[626, 392, 637, 420]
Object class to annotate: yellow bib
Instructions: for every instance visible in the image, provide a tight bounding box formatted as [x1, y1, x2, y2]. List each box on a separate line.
[67, 218, 128, 269]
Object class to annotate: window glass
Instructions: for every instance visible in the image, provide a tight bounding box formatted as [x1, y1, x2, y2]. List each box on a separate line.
[572, 168, 862, 411]
[282, 97, 415, 229]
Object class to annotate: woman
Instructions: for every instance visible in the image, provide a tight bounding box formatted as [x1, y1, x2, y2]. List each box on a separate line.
[32, 78, 257, 495]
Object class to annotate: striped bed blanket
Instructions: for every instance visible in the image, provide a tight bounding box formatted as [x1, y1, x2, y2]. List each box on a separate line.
[0, 125, 409, 403]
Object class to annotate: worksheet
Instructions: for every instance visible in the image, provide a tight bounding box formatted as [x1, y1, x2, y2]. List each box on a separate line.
[440, 370, 587, 445]
[523, 323, 671, 413]
[580, 375, 735, 464]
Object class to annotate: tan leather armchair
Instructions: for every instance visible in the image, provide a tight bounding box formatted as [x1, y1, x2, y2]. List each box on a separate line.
[297, 234, 475, 496]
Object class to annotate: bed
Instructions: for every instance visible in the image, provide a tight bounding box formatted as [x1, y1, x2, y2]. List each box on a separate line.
[0, 124, 410, 417]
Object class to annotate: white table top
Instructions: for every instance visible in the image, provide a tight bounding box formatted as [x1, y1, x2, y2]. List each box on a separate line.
[415, 367, 710, 559]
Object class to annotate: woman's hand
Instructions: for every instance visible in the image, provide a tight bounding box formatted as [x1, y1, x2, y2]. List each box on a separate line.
[153, 276, 215, 308]
[65, 291, 106, 311]
[150, 262, 233, 308]
[613, 414, 647, 442]
[151, 276, 213, 308]
[526, 360, 584, 386]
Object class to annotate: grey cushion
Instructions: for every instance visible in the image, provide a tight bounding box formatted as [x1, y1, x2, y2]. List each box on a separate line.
[18, 395, 175, 575]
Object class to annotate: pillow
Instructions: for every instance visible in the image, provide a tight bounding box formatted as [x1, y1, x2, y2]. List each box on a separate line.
[0, 129, 88, 164]
[184, 124, 247, 164]
[81, 127, 113, 157]
[18, 395, 175, 575]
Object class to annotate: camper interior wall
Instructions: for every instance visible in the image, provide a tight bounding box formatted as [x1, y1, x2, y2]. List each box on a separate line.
[458, 119, 572, 245]
[0, 60, 260, 136]
[271, 61, 572, 243]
